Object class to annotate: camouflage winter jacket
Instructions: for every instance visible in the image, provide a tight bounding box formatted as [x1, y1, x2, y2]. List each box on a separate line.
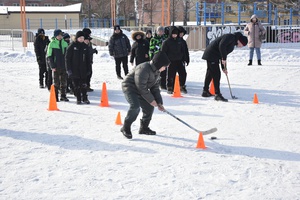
[149, 34, 167, 60]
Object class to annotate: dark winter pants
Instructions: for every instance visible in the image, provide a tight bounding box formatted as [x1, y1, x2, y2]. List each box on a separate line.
[160, 70, 167, 89]
[123, 90, 154, 128]
[38, 63, 48, 86]
[52, 68, 67, 96]
[72, 78, 87, 101]
[86, 65, 93, 87]
[115, 56, 129, 77]
[203, 60, 221, 94]
[47, 67, 52, 90]
[167, 60, 187, 89]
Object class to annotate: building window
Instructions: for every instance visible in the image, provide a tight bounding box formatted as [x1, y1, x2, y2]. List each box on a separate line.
[27, 3, 38, 6]
[241, 5, 246, 12]
[225, 6, 231, 13]
[44, 3, 51, 6]
[13, 3, 20, 6]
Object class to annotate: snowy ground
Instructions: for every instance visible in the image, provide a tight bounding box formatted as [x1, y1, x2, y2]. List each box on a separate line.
[0, 46, 300, 199]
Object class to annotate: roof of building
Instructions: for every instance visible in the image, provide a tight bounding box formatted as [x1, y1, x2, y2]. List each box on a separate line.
[0, 3, 81, 14]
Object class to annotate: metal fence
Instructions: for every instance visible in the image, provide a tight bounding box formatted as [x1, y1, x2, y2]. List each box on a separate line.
[0, 25, 299, 52]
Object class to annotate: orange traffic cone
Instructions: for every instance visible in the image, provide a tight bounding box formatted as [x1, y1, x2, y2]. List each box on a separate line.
[115, 112, 122, 125]
[196, 132, 206, 149]
[47, 85, 59, 111]
[100, 82, 109, 107]
[253, 93, 259, 104]
[172, 75, 182, 98]
[209, 79, 215, 95]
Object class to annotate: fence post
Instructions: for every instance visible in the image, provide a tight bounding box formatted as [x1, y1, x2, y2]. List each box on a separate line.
[11, 29, 14, 51]
[196, 2, 199, 25]
[27, 18, 30, 29]
[221, 2, 224, 25]
[268, 3, 272, 24]
[253, 3, 257, 15]
[290, 8, 293, 25]
[55, 18, 58, 29]
[203, 1, 206, 26]
[274, 7, 278, 25]
[238, 2, 241, 25]
[70, 19, 72, 29]
[40, 18, 43, 28]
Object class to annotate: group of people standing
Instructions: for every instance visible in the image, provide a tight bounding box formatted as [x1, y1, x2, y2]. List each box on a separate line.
[34, 27, 98, 104]
[108, 25, 190, 94]
[33, 15, 264, 139]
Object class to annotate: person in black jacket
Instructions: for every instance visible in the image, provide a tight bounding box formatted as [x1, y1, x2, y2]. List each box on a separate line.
[120, 51, 171, 139]
[161, 26, 185, 94]
[65, 31, 91, 104]
[145, 29, 152, 44]
[202, 32, 248, 102]
[177, 26, 190, 94]
[82, 28, 98, 92]
[108, 25, 131, 80]
[130, 31, 150, 66]
[34, 28, 50, 88]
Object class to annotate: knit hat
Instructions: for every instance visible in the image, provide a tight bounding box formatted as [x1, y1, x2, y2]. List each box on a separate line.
[152, 51, 171, 70]
[234, 32, 248, 46]
[170, 26, 179, 35]
[53, 29, 63, 37]
[63, 33, 70, 40]
[239, 35, 248, 46]
[177, 26, 187, 35]
[84, 33, 92, 40]
[146, 30, 152, 35]
[37, 28, 45, 35]
[82, 28, 92, 35]
[114, 25, 121, 30]
[75, 31, 85, 39]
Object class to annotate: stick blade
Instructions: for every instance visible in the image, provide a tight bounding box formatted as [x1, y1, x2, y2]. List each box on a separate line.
[202, 127, 218, 135]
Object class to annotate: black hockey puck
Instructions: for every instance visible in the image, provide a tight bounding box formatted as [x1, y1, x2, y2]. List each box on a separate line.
[210, 136, 217, 140]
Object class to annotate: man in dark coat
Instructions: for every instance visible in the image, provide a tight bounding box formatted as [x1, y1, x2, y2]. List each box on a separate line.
[161, 26, 185, 94]
[82, 28, 98, 92]
[130, 31, 150, 66]
[201, 32, 248, 102]
[108, 25, 131, 80]
[65, 31, 91, 104]
[177, 26, 190, 94]
[121, 51, 171, 139]
[34, 28, 50, 88]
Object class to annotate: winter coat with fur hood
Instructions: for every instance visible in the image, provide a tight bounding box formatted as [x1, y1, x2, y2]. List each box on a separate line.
[244, 14, 266, 48]
[130, 31, 150, 66]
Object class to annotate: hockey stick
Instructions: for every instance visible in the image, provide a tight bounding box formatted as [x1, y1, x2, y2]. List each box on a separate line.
[223, 63, 238, 99]
[164, 110, 217, 135]
[225, 74, 238, 99]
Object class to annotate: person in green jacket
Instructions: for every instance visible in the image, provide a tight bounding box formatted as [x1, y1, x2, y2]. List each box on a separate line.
[47, 29, 69, 102]
[149, 26, 167, 89]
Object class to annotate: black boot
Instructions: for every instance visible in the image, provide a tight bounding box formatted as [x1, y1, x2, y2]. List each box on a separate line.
[139, 119, 156, 135]
[76, 93, 82, 104]
[258, 60, 262, 65]
[180, 85, 187, 94]
[248, 60, 252, 66]
[120, 124, 132, 139]
[214, 93, 228, 102]
[167, 87, 173, 94]
[202, 90, 213, 97]
[82, 95, 90, 104]
[60, 94, 69, 102]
